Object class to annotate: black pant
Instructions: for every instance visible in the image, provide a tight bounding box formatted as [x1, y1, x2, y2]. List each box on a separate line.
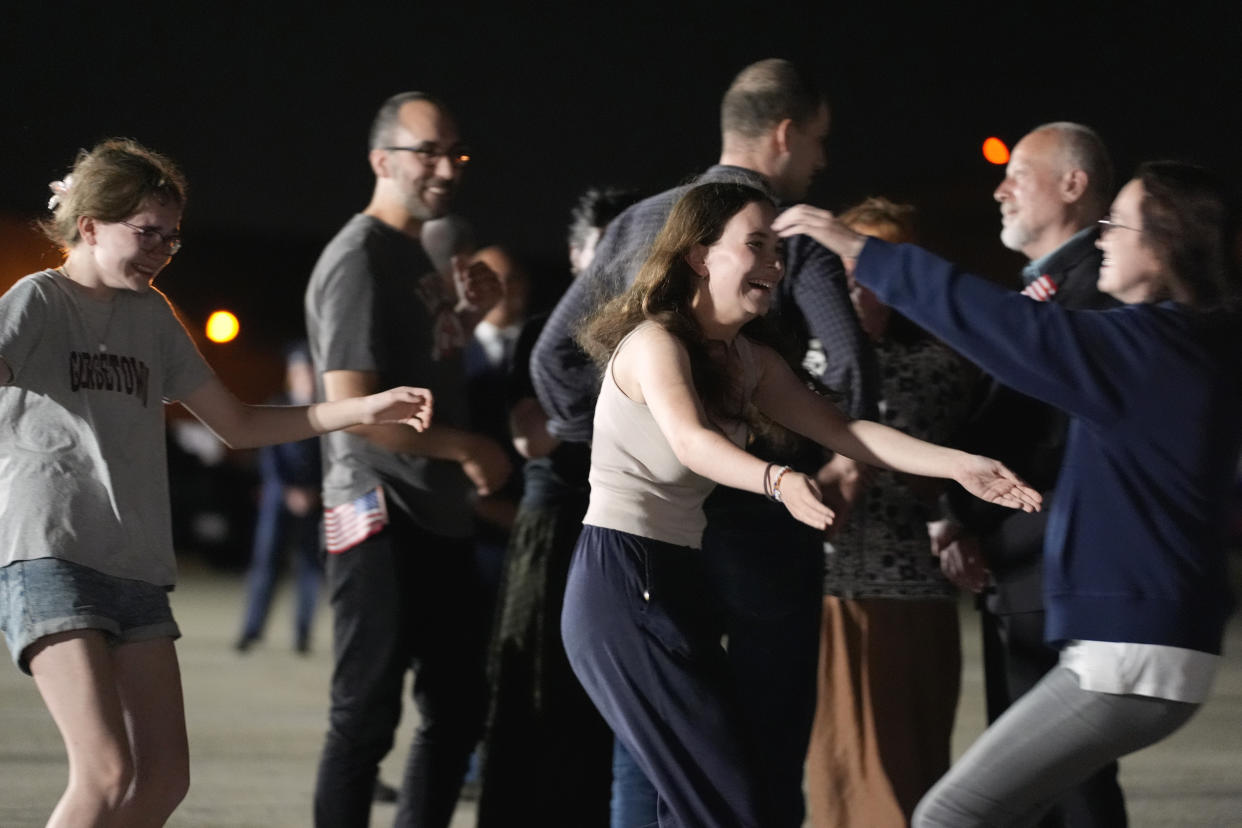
[314, 506, 488, 828]
[476, 489, 612, 827]
[700, 517, 822, 828]
[981, 607, 1128, 827]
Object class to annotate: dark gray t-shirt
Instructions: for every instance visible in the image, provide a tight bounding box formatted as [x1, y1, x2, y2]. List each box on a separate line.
[304, 213, 473, 538]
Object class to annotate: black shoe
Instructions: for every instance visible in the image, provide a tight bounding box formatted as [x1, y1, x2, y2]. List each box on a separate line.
[295, 633, 311, 655]
[234, 634, 258, 653]
[373, 778, 398, 803]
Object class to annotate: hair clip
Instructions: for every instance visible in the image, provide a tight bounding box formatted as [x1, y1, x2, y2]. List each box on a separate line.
[47, 175, 74, 211]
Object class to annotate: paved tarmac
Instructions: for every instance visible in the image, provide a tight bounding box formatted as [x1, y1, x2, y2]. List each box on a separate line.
[1, 556, 1239, 827]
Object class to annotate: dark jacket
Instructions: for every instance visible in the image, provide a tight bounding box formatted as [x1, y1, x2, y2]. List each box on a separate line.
[858, 239, 1240, 653]
[948, 227, 1116, 613]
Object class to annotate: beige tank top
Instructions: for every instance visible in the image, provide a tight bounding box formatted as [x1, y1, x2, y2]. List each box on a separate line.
[583, 322, 758, 549]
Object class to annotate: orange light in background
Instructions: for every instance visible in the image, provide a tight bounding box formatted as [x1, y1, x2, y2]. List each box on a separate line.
[206, 311, 240, 343]
[982, 137, 1010, 165]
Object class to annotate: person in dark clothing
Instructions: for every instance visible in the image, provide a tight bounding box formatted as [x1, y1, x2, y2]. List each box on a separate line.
[776, 159, 1242, 828]
[236, 343, 324, 655]
[476, 187, 640, 828]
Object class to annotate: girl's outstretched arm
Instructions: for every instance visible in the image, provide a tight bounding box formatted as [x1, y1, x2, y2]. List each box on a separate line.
[749, 343, 1041, 513]
[179, 375, 432, 450]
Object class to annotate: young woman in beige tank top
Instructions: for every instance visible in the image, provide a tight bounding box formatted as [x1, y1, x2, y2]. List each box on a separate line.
[560, 182, 1041, 827]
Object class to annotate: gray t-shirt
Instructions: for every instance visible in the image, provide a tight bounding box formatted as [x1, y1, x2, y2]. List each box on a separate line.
[0, 270, 214, 586]
[304, 214, 473, 538]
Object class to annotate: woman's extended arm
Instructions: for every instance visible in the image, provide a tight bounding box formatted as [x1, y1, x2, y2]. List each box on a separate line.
[618, 324, 835, 530]
[749, 343, 1041, 512]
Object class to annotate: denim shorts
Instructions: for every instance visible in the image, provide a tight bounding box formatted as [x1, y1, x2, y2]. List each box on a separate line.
[0, 557, 180, 675]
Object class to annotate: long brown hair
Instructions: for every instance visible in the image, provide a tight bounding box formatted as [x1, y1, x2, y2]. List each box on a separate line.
[578, 182, 776, 426]
[1135, 161, 1242, 311]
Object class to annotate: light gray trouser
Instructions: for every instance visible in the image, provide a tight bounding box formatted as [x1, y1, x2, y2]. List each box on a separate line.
[913, 666, 1200, 828]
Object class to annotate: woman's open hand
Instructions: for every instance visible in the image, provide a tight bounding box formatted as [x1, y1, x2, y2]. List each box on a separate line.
[954, 454, 1042, 512]
[777, 469, 837, 531]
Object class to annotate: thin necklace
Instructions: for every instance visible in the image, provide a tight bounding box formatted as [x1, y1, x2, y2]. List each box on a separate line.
[59, 266, 116, 353]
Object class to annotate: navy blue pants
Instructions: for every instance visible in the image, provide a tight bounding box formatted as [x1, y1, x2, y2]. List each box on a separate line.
[609, 510, 823, 828]
[563, 525, 766, 828]
[239, 480, 322, 646]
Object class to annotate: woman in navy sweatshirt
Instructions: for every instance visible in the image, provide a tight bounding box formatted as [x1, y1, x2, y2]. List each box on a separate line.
[774, 161, 1242, 827]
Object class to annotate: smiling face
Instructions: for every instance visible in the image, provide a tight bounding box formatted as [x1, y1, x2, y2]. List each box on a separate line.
[84, 195, 183, 292]
[689, 200, 783, 335]
[383, 100, 462, 220]
[1096, 178, 1168, 304]
[994, 129, 1074, 260]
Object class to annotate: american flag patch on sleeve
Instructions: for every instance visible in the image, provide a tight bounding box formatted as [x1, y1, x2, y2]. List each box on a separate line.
[1020, 274, 1058, 302]
[324, 487, 389, 554]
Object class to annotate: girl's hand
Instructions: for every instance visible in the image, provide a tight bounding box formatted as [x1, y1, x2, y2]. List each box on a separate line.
[771, 204, 867, 259]
[362, 387, 434, 431]
[954, 454, 1042, 512]
[776, 469, 836, 531]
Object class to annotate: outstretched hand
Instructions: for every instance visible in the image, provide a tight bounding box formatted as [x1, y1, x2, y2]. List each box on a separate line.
[772, 204, 867, 260]
[954, 454, 1042, 512]
[362, 387, 434, 431]
[777, 470, 837, 531]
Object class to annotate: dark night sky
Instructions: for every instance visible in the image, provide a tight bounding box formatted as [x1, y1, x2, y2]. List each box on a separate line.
[4, 2, 1241, 353]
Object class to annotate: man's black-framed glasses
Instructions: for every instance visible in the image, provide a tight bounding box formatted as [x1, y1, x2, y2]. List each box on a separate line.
[118, 220, 183, 254]
[382, 143, 472, 168]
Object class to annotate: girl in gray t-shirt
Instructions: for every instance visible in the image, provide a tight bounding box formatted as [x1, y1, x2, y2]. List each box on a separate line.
[0, 139, 433, 826]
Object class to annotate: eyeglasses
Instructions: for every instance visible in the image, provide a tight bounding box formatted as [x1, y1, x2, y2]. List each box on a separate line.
[382, 143, 472, 168]
[118, 220, 183, 254]
[1097, 216, 1141, 235]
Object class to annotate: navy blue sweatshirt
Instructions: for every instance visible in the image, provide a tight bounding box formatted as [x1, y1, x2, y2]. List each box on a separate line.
[856, 239, 1241, 654]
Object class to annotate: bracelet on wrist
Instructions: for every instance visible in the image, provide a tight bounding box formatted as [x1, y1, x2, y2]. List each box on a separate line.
[763, 462, 778, 501]
[772, 465, 792, 504]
